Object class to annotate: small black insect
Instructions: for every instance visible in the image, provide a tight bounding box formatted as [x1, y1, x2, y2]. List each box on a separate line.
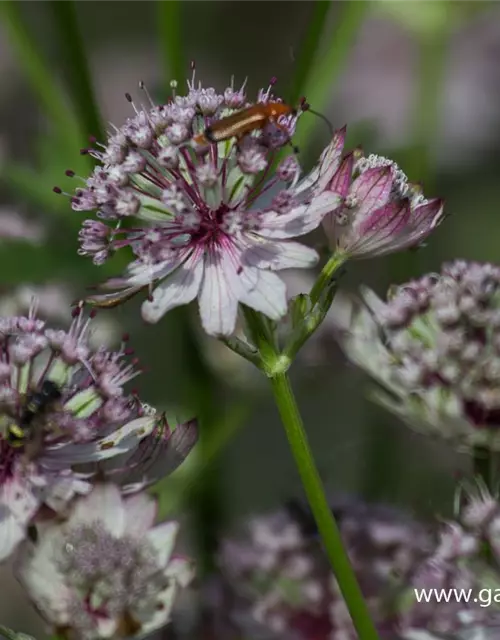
[7, 380, 62, 448]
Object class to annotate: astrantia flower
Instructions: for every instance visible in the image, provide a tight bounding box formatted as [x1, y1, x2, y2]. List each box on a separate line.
[399, 483, 500, 638]
[0, 304, 197, 562]
[68, 71, 343, 336]
[213, 499, 432, 639]
[15, 483, 194, 639]
[321, 152, 445, 259]
[333, 260, 500, 452]
[213, 496, 500, 639]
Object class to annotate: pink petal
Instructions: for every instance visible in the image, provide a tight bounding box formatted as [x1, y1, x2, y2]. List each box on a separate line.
[351, 201, 411, 257]
[410, 198, 445, 231]
[327, 152, 355, 197]
[351, 167, 393, 216]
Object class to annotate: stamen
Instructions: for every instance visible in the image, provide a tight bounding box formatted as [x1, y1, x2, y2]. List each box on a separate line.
[138, 80, 155, 107]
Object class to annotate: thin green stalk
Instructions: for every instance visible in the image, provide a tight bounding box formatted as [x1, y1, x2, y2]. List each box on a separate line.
[270, 372, 379, 640]
[406, 29, 449, 191]
[287, 1, 334, 106]
[157, 0, 186, 88]
[0, 1, 83, 150]
[386, 27, 449, 281]
[293, 1, 369, 155]
[48, 0, 104, 141]
[0, 627, 34, 640]
[474, 446, 494, 491]
[309, 251, 347, 306]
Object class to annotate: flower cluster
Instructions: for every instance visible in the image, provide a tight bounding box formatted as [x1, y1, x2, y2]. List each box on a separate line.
[16, 483, 194, 640]
[321, 152, 444, 260]
[334, 260, 500, 452]
[68, 72, 342, 336]
[65, 69, 443, 339]
[212, 493, 500, 639]
[0, 303, 197, 566]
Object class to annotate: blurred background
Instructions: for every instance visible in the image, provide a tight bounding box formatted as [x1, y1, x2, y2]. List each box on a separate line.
[1, 0, 500, 636]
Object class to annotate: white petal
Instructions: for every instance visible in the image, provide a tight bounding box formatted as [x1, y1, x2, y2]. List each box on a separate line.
[147, 521, 179, 566]
[124, 493, 157, 536]
[42, 476, 92, 514]
[238, 269, 287, 320]
[125, 254, 186, 287]
[198, 248, 239, 336]
[137, 583, 176, 635]
[95, 617, 118, 638]
[141, 253, 203, 323]
[165, 556, 196, 587]
[42, 416, 156, 464]
[69, 484, 125, 536]
[15, 528, 71, 625]
[1, 476, 39, 523]
[242, 237, 318, 271]
[0, 508, 25, 562]
[259, 191, 341, 240]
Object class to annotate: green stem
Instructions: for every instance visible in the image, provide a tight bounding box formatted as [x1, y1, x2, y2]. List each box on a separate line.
[309, 251, 347, 306]
[0, 627, 33, 640]
[409, 29, 449, 190]
[157, 0, 186, 89]
[386, 27, 449, 282]
[287, 1, 334, 106]
[0, 1, 83, 150]
[48, 0, 104, 141]
[473, 446, 494, 491]
[293, 1, 369, 155]
[269, 372, 379, 640]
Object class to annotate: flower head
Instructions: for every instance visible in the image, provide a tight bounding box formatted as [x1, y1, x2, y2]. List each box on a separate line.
[67, 72, 343, 336]
[214, 498, 432, 639]
[0, 304, 197, 562]
[334, 261, 500, 452]
[321, 152, 445, 259]
[16, 483, 194, 639]
[213, 495, 500, 639]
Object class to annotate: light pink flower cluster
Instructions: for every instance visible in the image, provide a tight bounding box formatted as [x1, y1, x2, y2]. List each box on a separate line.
[211, 495, 500, 640]
[65, 70, 444, 337]
[0, 304, 197, 563]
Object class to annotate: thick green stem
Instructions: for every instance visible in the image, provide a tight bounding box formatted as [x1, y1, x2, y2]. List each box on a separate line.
[309, 252, 347, 306]
[269, 372, 379, 640]
[48, 0, 104, 141]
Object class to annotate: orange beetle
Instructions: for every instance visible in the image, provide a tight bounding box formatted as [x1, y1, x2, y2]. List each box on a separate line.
[192, 102, 297, 146]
